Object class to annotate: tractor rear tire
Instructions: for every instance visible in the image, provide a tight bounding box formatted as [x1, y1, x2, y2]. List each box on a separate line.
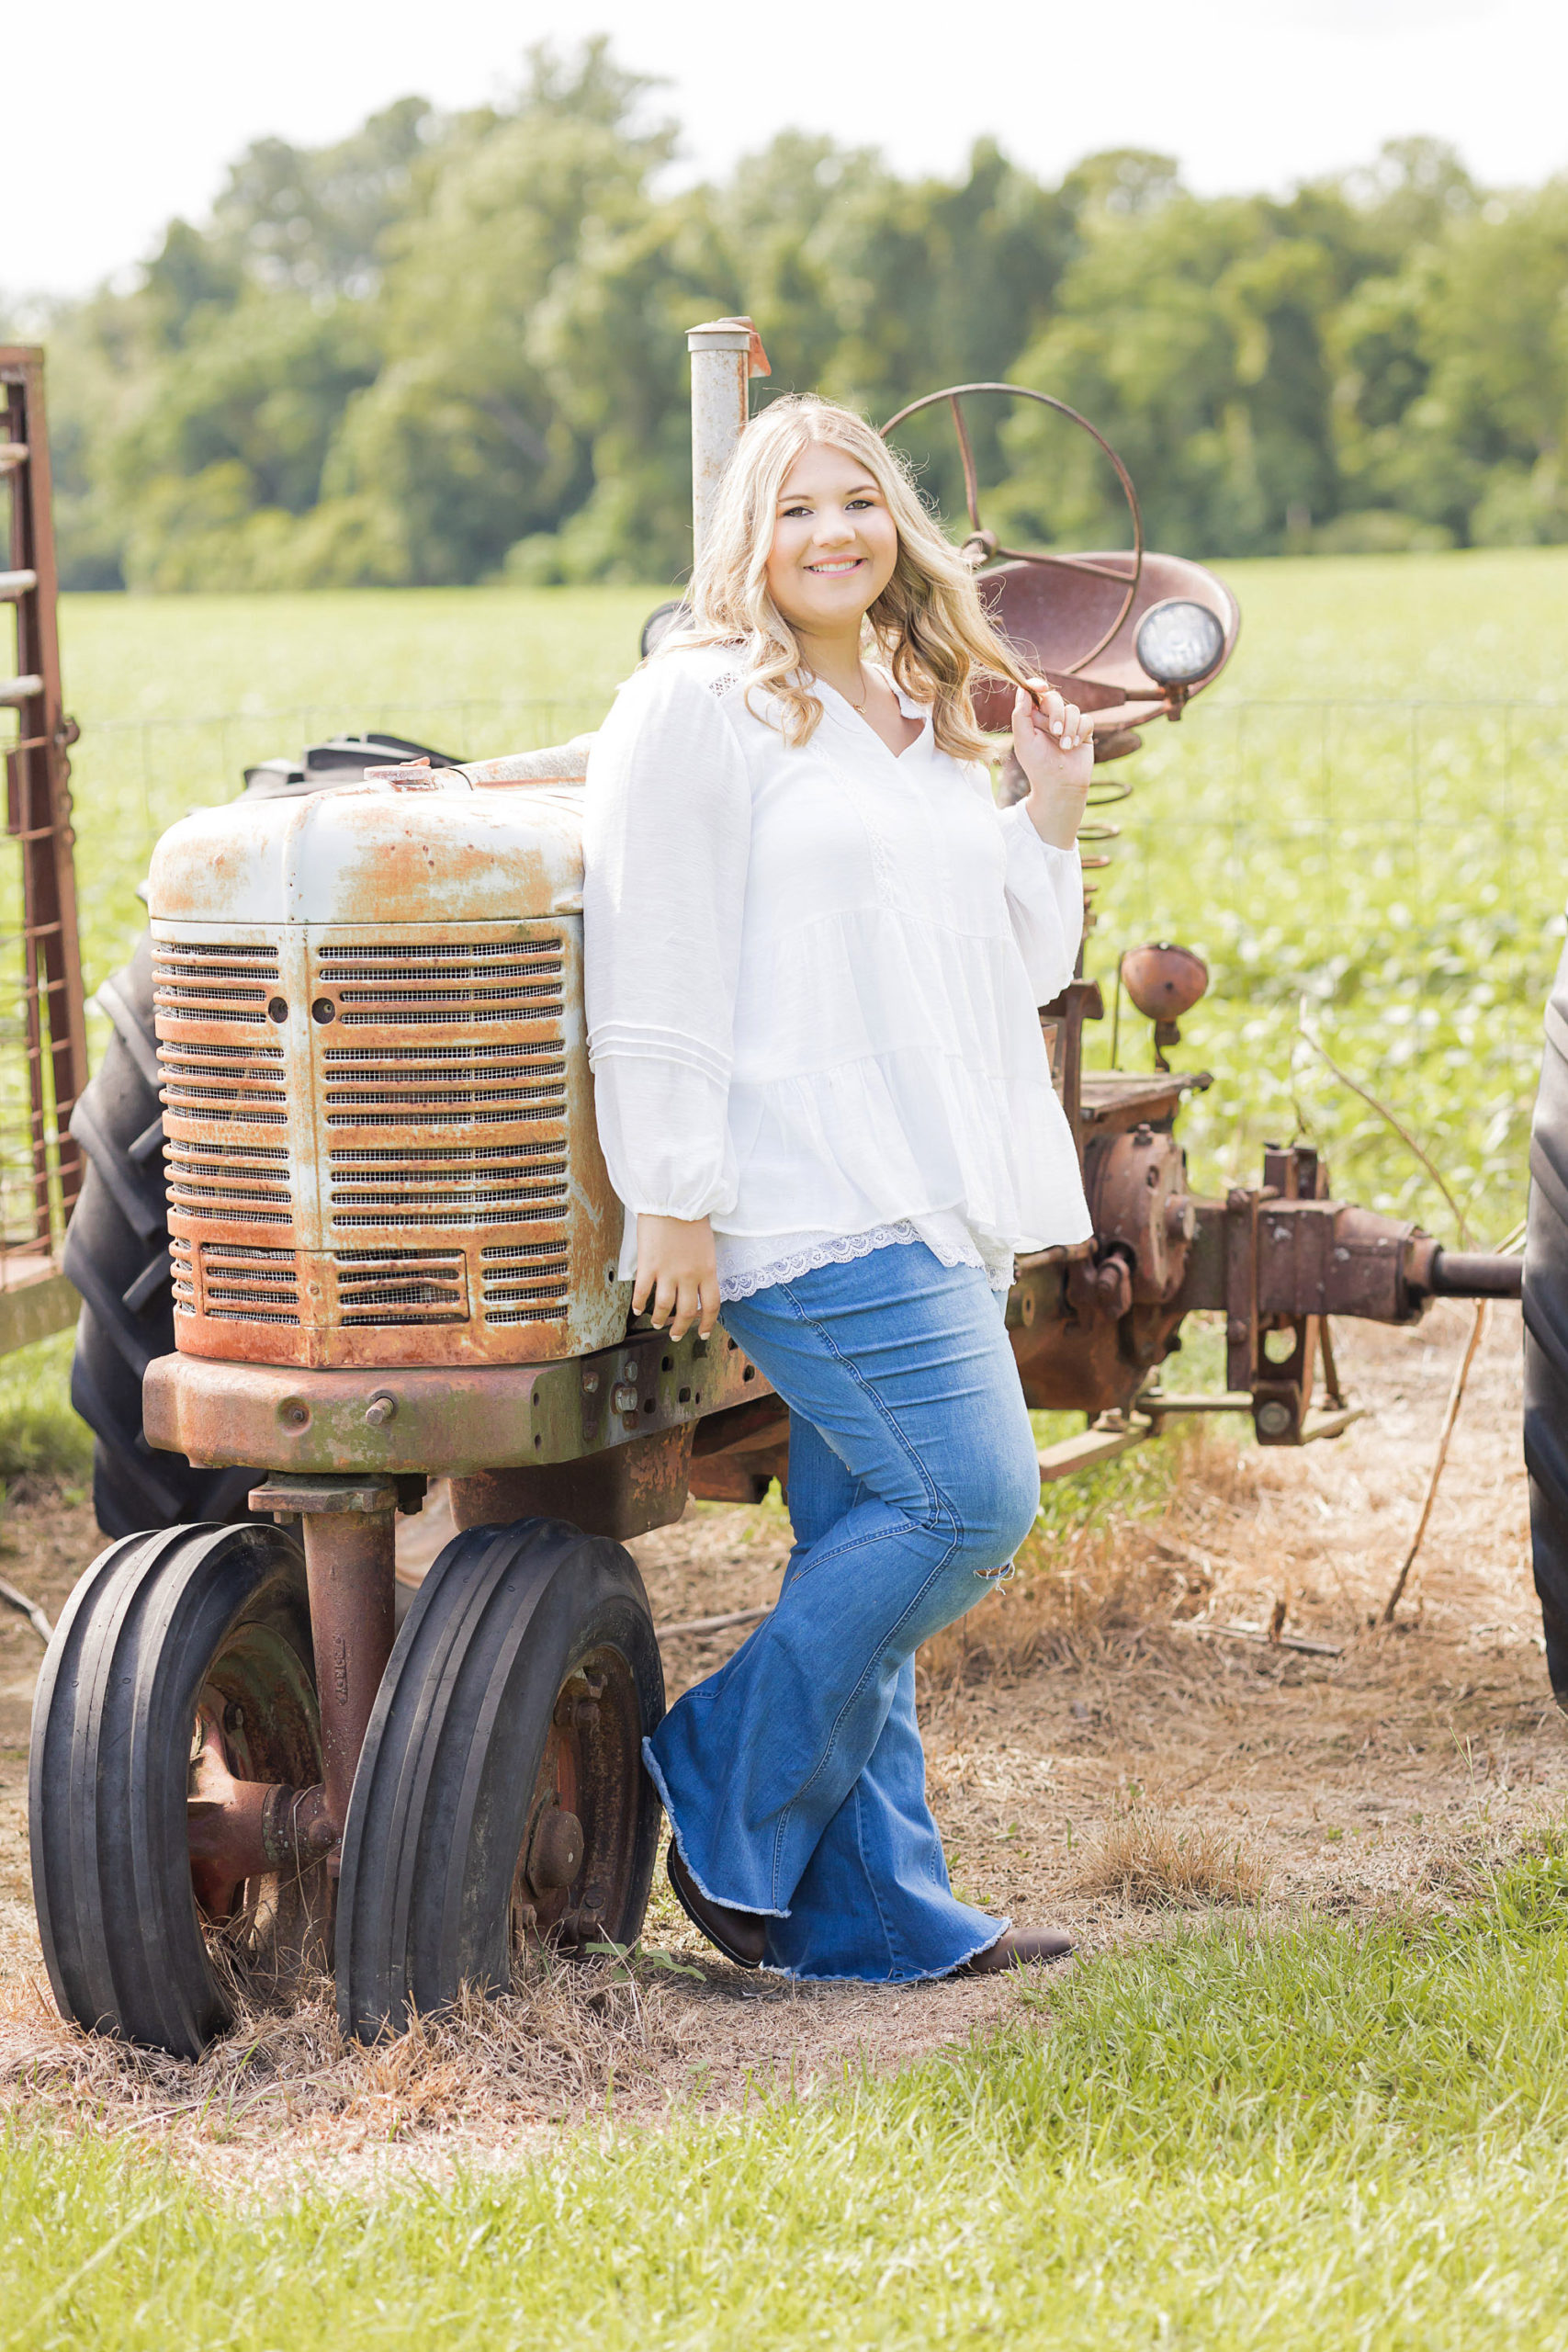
[1525, 941, 1568, 1702]
[62, 934, 259, 1536]
[29, 1521, 327, 2057]
[336, 1517, 664, 2041]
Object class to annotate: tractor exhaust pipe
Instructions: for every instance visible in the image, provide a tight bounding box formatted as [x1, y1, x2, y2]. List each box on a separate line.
[687, 317, 770, 564]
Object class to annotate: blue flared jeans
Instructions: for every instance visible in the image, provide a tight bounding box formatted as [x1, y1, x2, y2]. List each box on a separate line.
[642, 1240, 1041, 1981]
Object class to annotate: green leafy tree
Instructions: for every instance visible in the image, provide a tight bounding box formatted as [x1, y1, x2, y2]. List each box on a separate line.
[209, 97, 439, 297]
[317, 40, 677, 584]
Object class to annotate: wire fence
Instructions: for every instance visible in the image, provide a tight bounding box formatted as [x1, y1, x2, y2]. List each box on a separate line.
[70, 695, 604, 997]
[61, 687, 1568, 1246]
[1100, 695, 1568, 948]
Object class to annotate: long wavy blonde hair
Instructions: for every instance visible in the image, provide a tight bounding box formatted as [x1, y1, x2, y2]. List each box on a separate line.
[665, 394, 1034, 761]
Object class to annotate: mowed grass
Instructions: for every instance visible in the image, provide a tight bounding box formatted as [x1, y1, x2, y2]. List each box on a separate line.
[11, 1845, 1568, 2348]
[56, 548, 1568, 1246]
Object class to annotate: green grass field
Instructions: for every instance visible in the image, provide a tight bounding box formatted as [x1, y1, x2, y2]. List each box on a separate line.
[56, 547, 1568, 1245]
[9, 1843, 1568, 2349]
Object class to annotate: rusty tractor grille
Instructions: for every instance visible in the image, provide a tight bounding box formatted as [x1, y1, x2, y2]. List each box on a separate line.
[479, 1239, 570, 1325]
[152, 941, 281, 1026]
[161, 919, 616, 1369]
[316, 938, 564, 1027]
[159, 1041, 288, 1126]
[328, 1143, 567, 1229]
[321, 1043, 566, 1127]
[165, 1139, 293, 1224]
[332, 1247, 470, 1326]
[197, 1242, 301, 1325]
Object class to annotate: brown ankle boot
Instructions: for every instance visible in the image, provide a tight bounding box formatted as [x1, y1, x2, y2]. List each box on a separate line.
[667, 1844, 768, 1968]
[956, 1927, 1073, 1974]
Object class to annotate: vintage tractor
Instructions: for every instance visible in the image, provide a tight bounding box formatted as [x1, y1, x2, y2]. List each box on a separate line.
[29, 318, 1527, 2059]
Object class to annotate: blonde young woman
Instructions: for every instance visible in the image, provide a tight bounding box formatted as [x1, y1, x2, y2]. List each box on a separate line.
[582, 395, 1093, 1980]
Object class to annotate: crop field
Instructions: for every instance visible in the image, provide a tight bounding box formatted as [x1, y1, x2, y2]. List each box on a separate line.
[2, 551, 1565, 2346]
[57, 546, 1568, 1248]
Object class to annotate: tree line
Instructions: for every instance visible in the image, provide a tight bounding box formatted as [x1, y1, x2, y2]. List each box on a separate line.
[24, 41, 1568, 593]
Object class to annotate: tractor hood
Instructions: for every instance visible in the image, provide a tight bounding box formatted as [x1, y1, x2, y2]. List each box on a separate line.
[148, 770, 588, 928]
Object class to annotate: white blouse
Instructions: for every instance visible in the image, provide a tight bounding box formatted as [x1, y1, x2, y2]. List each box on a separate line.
[582, 644, 1092, 1301]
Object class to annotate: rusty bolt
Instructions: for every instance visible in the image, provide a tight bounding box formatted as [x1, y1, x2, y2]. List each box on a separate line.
[1256, 1401, 1292, 1438]
[1094, 1258, 1134, 1317]
[611, 1379, 638, 1415]
[526, 1805, 585, 1894]
[365, 1393, 397, 1428]
[278, 1397, 310, 1430]
[301, 1805, 339, 1856]
[1165, 1198, 1197, 1242]
[310, 998, 337, 1025]
[581, 1370, 601, 1396]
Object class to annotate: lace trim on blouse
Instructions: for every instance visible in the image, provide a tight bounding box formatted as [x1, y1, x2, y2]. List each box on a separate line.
[716, 1220, 997, 1303]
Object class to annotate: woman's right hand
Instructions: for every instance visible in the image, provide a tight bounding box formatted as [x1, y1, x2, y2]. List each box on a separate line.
[634, 1214, 720, 1340]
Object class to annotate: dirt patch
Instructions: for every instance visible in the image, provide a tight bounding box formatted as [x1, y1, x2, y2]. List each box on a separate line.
[1, 1300, 1561, 2188]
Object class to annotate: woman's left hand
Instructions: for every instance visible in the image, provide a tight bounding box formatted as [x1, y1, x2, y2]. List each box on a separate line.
[1010, 676, 1093, 850]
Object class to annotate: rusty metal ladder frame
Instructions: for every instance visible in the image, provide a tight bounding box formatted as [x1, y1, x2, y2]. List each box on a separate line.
[0, 346, 87, 1352]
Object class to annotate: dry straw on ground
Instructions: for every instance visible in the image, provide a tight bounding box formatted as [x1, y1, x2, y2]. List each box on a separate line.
[1068, 1807, 1270, 1906]
[0, 1950, 705, 2150]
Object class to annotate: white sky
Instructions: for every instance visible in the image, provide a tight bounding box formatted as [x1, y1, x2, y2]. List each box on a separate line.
[10, 0, 1565, 298]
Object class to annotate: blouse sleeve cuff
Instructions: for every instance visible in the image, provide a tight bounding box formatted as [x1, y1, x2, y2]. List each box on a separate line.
[998, 799, 1083, 870]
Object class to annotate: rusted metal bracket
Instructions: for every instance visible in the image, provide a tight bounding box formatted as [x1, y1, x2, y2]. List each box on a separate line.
[1039, 1410, 1153, 1483]
[1039, 977, 1104, 1160]
[1224, 1184, 1259, 1397]
[248, 1474, 398, 1516]
[1141, 1388, 1254, 1418]
[147, 1323, 771, 1476]
[1037, 1368, 1371, 1493]
[186, 1473, 401, 1893]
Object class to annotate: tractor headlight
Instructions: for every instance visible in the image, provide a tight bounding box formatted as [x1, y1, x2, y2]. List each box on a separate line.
[1134, 599, 1226, 688]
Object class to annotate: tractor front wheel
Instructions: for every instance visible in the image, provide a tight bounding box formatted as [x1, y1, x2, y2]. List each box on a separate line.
[336, 1517, 665, 2041]
[28, 1522, 328, 2057]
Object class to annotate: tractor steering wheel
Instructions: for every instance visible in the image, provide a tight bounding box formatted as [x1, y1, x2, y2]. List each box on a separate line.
[879, 383, 1144, 677]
